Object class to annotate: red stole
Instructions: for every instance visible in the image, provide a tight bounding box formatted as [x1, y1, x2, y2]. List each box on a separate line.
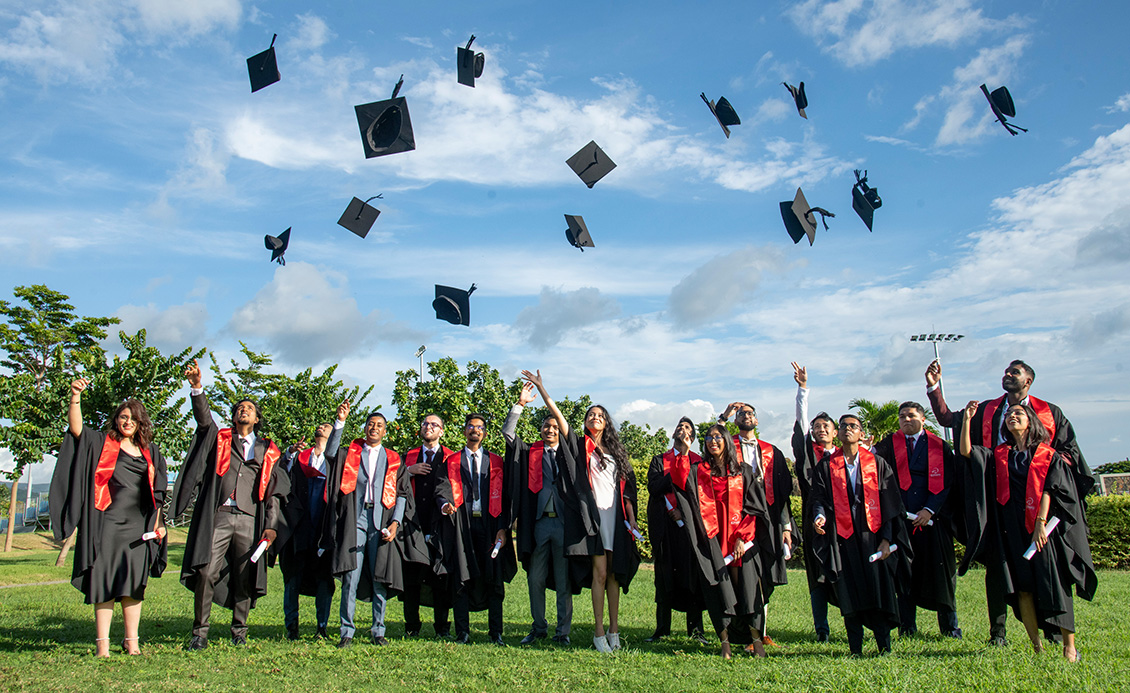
[994, 443, 1054, 533]
[341, 441, 401, 508]
[296, 448, 326, 479]
[983, 395, 1056, 446]
[733, 435, 777, 506]
[892, 431, 945, 495]
[93, 436, 155, 512]
[406, 447, 450, 495]
[829, 448, 881, 538]
[446, 450, 504, 517]
[661, 450, 696, 507]
[215, 429, 279, 501]
[529, 442, 546, 493]
[696, 463, 749, 558]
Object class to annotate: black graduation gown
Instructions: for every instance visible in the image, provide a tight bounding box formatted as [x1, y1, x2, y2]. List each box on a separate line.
[735, 436, 793, 596]
[811, 449, 910, 628]
[170, 398, 291, 610]
[873, 433, 958, 612]
[50, 430, 168, 604]
[276, 456, 334, 597]
[321, 442, 412, 599]
[399, 445, 455, 569]
[961, 445, 1097, 631]
[791, 422, 835, 593]
[508, 436, 585, 596]
[559, 430, 641, 592]
[434, 448, 518, 610]
[646, 451, 703, 613]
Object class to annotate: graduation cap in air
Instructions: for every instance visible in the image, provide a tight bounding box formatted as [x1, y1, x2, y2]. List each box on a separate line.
[247, 34, 280, 93]
[782, 81, 807, 119]
[564, 214, 594, 251]
[980, 84, 1027, 136]
[337, 195, 383, 238]
[355, 75, 416, 159]
[264, 227, 290, 265]
[566, 141, 616, 188]
[433, 284, 477, 326]
[700, 93, 741, 138]
[457, 35, 485, 87]
[851, 170, 882, 231]
[780, 189, 833, 246]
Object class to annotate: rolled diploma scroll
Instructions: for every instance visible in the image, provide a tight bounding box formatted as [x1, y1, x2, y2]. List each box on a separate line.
[250, 539, 269, 564]
[665, 497, 685, 528]
[624, 521, 644, 541]
[491, 538, 503, 559]
[724, 540, 756, 566]
[783, 543, 792, 560]
[1024, 516, 1061, 560]
[868, 544, 898, 563]
[381, 527, 390, 539]
[141, 531, 159, 541]
[906, 511, 934, 526]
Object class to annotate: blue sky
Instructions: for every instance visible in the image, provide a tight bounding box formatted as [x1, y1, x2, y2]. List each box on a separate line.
[3, 0, 1129, 481]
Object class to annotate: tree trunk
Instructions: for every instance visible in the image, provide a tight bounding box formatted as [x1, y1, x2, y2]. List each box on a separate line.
[55, 528, 77, 567]
[3, 471, 20, 552]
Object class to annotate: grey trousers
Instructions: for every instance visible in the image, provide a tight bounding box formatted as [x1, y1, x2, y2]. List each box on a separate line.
[527, 514, 572, 637]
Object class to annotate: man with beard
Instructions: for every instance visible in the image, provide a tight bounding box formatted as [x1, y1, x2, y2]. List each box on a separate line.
[718, 401, 793, 649]
[872, 402, 960, 639]
[436, 413, 516, 645]
[504, 382, 577, 646]
[277, 400, 348, 640]
[645, 417, 706, 644]
[399, 414, 455, 638]
[790, 362, 839, 642]
[173, 361, 290, 650]
[322, 412, 410, 648]
[925, 359, 1091, 646]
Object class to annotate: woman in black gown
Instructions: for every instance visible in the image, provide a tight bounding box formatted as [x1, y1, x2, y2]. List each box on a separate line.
[50, 378, 168, 657]
[957, 401, 1096, 662]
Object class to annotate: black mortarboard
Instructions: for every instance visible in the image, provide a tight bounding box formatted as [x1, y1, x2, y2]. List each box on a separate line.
[433, 284, 477, 326]
[564, 214, 594, 251]
[782, 81, 807, 119]
[566, 141, 616, 188]
[265, 227, 290, 264]
[980, 84, 1027, 136]
[337, 195, 383, 238]
[247, 34, 280, 93]
[457, 35, 485, 88]
[780, 188, 833, 246]
[851, 169, 882, 231]
[700, 93, 741, 138]
[355, 75, 416, 159]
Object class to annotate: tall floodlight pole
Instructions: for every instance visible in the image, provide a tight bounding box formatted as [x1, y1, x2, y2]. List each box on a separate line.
[415, 345, 426, 382]
[909, 333, 965, 443]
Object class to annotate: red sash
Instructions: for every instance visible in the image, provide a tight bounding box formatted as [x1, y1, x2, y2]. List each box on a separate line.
[529, 442, 545, 493]
[983, 395, 1056, 446]
[696, 464, 752, 558]
[662, 449, 696, 504]
[406, 447, 450, 495]
[93, 436, 155, 512]
[994, 443, 1054, 533]
[215, 429, 279, 501]
[446, 450, 504, 517]
[340, 442, 400, 508]
[296, 448, 326, 479]
[829, 448, 881, 538]
[892, 431, 945, 495]
[733, 435, 777, 505]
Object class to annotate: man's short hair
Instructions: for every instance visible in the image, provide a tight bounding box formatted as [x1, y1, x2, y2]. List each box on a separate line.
[365, 411, 387, 424]
[839, 413, 862, 426]
[421, 413, 444, 427]
[1009, 359, 1035, 380]
[465, 412, 488, 427]
[811, 411, 835, 427]
[898, 401, 926, 417]
[676, 416, 697, 442]
[230, 398, 263, 434]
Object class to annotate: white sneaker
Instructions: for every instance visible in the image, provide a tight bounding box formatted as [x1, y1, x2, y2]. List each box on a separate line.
[593, 635, 613, 653]
[607, 632, 621, 650]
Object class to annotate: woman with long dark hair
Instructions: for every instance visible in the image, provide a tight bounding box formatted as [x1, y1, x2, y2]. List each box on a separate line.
[957, 401, 1096, 662]
[522, 371, 640, 653]
[50, 378, 168, 657]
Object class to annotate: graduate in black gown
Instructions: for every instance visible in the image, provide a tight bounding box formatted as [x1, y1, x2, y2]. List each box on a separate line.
[51, 378, 168, 657]
[812, 413, 911, 656]
[957, 401, 1096, 662]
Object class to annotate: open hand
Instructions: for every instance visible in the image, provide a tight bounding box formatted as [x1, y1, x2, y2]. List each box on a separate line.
[184, 360, 203, 388]
[791, 362, 807, 388]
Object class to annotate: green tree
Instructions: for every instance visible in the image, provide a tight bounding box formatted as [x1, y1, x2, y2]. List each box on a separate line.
[849, 398, 940, 442]
[0, 285, 118, 552]
[204, 344, 373, 449]
[619, 420, 670, 464]
[1095, 459, 1130, 475]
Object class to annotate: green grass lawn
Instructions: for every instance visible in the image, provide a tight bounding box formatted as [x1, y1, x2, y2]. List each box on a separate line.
[1, 535, 1128, 691]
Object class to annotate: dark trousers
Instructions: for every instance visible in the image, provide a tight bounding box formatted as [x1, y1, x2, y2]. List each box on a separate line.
[898, 593, 959, 635]
[810, 586, 830, 636]
[453, 519, 503, 639]
[985, 561, 1009, 639]
[402, 562, 451, 635]
[193, 509, 255, 639]
[654, 604, 704, 636]
[844, 614, 891, 655]
[528, 514, 572, 637]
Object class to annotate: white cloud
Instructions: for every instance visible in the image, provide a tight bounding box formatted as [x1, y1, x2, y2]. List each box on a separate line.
[111, 302, 210, 354]
[514, 287, 620, 351]
[286, 13, 330, 52]
[667, 245, 788, 328]
[131, 0, 240, 36]
[1106, 93, 1130, 114]
[788, 0, 1025, 67]
[614, 399, 717, 431]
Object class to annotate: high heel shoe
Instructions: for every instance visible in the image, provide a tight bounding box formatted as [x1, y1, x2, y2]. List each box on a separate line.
[721, 640, 732, 660]
[122, 637, 140, 655]
[94, 637, 110, 658]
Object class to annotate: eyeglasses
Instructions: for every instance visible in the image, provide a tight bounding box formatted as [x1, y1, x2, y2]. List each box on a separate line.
[703, 435, 726, 442]
[839, 423, 862, 431]
[466, 424, 485, 431]
[421, 422, 443, 429]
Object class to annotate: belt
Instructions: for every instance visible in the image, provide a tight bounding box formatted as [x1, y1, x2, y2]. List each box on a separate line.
[472, 510, 482, 517]
[364, 502, 375, 509]
[542, 511, 557, 518]
[217, 505, 248, 514]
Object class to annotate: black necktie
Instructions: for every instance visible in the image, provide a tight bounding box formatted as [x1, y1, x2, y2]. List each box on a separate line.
[545, 447, 556, 483]
[471, 454, 480, 503]
[425, 449, 434, 468]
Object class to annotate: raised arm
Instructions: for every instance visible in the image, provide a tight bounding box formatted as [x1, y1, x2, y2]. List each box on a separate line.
[68, 378, 89, 437]
[925, 360, 957, 427]
[184, 359, 213, 429]
[958, 400, 979, 457]
[502, 382, 536, 445]
[325, 398, 350, 459]
[522, 370, 568, 438]
[792, 361, 809, 432]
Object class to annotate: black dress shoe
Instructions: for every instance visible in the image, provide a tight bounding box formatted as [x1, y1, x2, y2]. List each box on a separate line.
[899, 627, 918, 638]
[491, 634, 507, 647]
[371, 635, 390, 646]
[454, 632, 471, 645]
[643, 631, 668, 643]
[286, 625, 300, 641]
[231, 634, 247, 646]
[435, 629, 451, 639]
[551, 635, 571, 646]
[520, 632, 545, 645]
[944, 628, 963, 639]
[690, 630, 709, 645]
[316, 626, 329, 640]
[404, 629, 420, 637]
[187, 636, 208, 651]
[816, 632, 829, 643]
[337, 636, 353, 649]
[989, 636, 1008, 647]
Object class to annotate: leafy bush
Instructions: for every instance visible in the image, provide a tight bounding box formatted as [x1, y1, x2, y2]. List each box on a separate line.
[1087, 494, 1130, 569]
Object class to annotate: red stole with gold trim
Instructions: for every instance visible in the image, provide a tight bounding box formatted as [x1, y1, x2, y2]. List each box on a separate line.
[93, 436, 155, 511]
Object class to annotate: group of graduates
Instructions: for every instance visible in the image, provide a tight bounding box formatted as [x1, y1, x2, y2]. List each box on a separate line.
[49, 357, 1096, 662]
